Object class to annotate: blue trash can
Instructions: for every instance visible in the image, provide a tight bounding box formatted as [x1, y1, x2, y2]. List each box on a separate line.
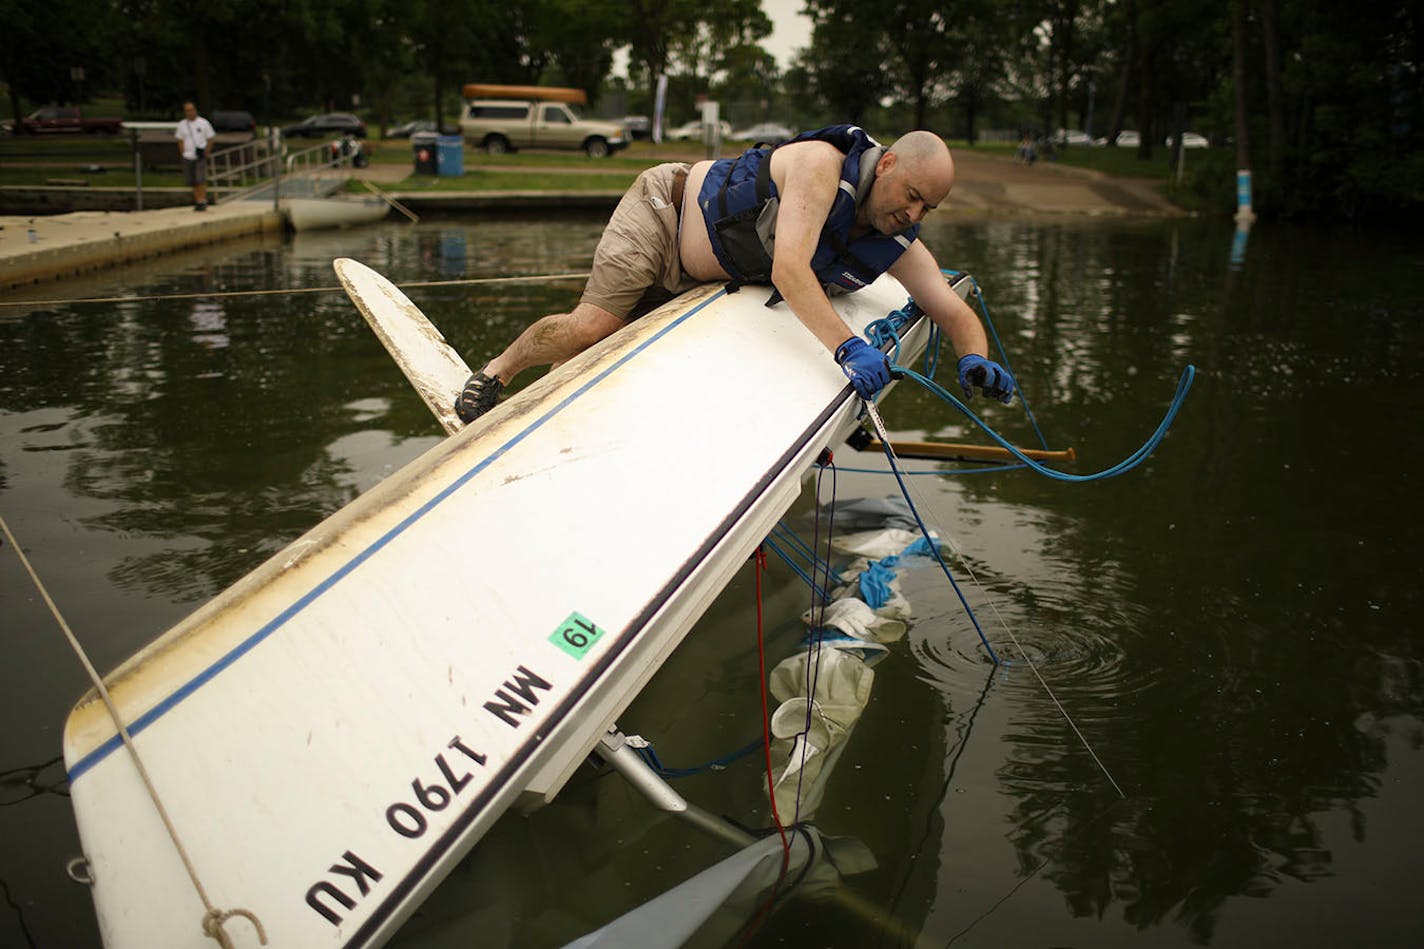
[436, 135, 464, 177]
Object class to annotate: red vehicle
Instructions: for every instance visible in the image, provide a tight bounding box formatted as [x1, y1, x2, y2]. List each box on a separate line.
[18, 106, 124, 135]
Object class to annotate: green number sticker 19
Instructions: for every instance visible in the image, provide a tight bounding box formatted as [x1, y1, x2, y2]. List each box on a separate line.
[550, 612, 604, 659]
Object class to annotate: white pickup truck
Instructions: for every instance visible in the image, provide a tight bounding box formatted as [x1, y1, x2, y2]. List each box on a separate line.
[458, 84, 629, 158]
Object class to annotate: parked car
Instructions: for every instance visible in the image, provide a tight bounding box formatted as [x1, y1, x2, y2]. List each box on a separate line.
[385, 119, 437, 139]
[283, 113, 367, 139]
[731, 122, 794, 144]
[1053, 128, 1093, 147]
[665, 119, 733, 141]
[1166, 131, 1209, 149]
[459, 84, 627, 157]
[15, 106, 123, 135]
[622, 115, 651, 140]
[210, 110, 257, 141]
[1094, 129, 1140, 147]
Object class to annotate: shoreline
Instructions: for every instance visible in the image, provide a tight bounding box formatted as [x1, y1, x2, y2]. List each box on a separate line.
[0, 150, 1184, 291]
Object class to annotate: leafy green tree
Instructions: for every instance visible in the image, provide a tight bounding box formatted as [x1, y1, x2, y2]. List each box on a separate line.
[951, 0, 1021, 142]
[529, 0, 619, 98]
[407, 0, 501, 127]
[617, 0, 770, 110]
[798, 0, 892, 125]
[0, 0, 115, 120]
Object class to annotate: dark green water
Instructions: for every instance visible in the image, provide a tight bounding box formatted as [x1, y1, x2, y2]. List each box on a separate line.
[2, 213, 1421, 948]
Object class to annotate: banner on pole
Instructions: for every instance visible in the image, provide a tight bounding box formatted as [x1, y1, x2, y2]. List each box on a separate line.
[652, 74, 668, 144]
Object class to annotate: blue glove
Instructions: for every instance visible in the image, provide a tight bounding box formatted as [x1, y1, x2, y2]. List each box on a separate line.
[957, 354, 1016, 404]
[835, 337, 892, 400]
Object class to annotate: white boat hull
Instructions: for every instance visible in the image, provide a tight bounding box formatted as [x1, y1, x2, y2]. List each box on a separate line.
[63, 272, 937, 947]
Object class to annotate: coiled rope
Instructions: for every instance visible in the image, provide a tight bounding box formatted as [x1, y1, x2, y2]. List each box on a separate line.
[0, 513, 268, 947]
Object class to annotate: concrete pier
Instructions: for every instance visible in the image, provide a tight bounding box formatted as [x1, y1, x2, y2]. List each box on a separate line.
[0, 201, 284, 291]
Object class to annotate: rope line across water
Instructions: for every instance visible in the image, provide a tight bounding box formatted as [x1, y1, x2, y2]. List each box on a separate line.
[0, 513, 268, 947]
[0, 271, 592, 308]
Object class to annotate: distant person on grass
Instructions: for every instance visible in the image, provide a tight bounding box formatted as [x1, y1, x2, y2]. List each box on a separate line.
[454, 125, 1016, 423]
[1016, 133, 1037, 165]
[175, 101, 215, 211]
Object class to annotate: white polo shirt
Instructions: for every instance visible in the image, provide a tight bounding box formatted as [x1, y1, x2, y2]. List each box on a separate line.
[176, 117, 216, 160]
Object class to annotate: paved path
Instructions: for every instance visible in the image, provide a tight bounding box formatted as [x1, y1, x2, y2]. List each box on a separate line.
[946, 148, 1181, 216]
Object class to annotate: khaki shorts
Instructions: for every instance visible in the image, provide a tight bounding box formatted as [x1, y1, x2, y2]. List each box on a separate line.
[581, 162, 700, 321]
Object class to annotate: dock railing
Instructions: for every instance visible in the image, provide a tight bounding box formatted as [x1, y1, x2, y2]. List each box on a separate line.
[208, 134, 363, 207]
[207, 137, 281, 204]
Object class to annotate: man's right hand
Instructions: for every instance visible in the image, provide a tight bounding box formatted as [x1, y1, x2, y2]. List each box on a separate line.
[835, 337, 892, 400]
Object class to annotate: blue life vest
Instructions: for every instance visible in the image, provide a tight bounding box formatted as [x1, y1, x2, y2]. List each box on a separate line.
[697, 124, 919, 297]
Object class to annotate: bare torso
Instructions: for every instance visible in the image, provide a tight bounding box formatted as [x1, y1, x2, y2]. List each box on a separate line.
[679, 143, 857, 283]
[678, 160, 727, 282]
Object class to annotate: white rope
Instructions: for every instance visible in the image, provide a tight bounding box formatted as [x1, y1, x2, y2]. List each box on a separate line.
[0, 271, 592, 308]
[0, 513, 268, 946]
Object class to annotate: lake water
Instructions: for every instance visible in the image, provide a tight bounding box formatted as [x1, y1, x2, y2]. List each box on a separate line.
[2, 212, 1421, 948]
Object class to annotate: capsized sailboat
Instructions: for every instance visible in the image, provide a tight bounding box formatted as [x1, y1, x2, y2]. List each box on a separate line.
[62, 260, 971, 947]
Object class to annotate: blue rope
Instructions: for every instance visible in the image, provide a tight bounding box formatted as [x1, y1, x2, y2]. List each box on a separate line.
[762, 535, 834, 603]
[951, 271, 1051, 451]
[893, 365, 1196, 482]
[847, 275, 1197, 664]
[871, 429, 1001, 665]
[770, 522, 844, 587]
[633, 738, 764, 779]
[923, 322, 941, 378]
[866, 298, 942, 378]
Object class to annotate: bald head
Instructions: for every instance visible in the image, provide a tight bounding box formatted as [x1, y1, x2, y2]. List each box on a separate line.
[860, 130, 954, 234]
[887, 130, 955, 204]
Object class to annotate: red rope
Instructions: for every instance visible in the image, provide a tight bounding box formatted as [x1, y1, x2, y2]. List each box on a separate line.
[755, 545, 790, 852]
[741, 545, 791, 945]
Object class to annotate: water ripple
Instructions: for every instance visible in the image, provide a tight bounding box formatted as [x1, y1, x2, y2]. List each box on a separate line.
[908, 575, 1158, 717]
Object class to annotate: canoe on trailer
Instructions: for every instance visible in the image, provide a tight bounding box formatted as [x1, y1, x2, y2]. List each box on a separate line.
[62, 265, 968, 948]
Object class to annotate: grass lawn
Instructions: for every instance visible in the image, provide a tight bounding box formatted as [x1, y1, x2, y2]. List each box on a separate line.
[363, 138, 697, 170]
[0, 167, 184, 188]
[367, 171, 639, 192]
[3, 125, 1206, 204]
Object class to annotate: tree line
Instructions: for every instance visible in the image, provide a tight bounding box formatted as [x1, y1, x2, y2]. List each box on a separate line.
[1, 0, 1417, 218]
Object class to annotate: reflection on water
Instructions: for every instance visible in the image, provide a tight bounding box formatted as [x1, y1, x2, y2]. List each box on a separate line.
[2, 215, 1422, 947]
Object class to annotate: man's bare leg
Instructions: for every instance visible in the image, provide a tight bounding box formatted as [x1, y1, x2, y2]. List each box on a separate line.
[483, 301, 626, 384]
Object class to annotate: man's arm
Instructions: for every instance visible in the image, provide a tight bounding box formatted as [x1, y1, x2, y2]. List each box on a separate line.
[889, 241, 1016, 403]
[887, 240, 988, 358]
[767, 141, 860, 353]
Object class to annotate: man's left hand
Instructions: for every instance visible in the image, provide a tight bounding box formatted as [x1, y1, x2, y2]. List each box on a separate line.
[957, 354, 1016, 404]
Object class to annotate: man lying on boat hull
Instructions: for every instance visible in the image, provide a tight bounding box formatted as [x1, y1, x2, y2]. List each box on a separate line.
[455, 124, 1016, 422]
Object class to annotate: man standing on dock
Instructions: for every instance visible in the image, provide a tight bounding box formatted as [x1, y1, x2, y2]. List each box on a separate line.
[454, 125, 1016, 423]
[175, 101, 215, 211]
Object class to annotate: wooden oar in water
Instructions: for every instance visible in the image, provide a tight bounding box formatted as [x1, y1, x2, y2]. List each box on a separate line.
[848, 430, 1076, 465]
